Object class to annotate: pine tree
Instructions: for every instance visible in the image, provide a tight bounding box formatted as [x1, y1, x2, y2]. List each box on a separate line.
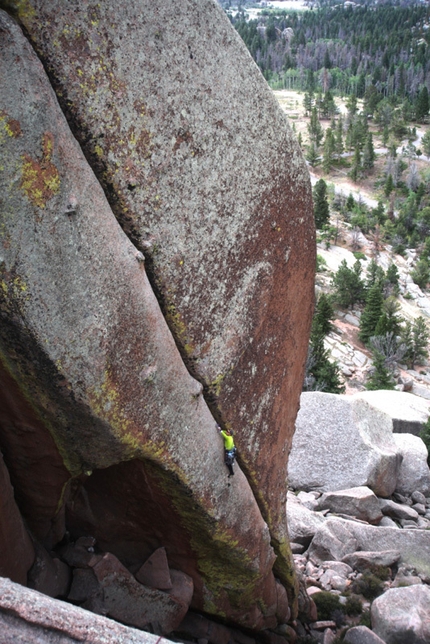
[312, 293, 334, 337]
[382, 125, 389, 146]
[306, 69, 316, 93]
[349, 146, 361, 182]
[332, 260, 365, 309]
[346, 193, 355, 211]
[303, 91, 314, 116]
[306, 142, 320, 168]
[402, 317, 429, 369]
[310, 340, 345, 394]
[415, 86, 429, 123]
[374, 297, 402, 337]
[346, 93, 358, 118]
[359, 282, 384, 345]
[362, 132, 375, 170]
[366, 259, 385, 290]
[386, 264, 400, 295]
[313, 179, 330, 229]
[334, 116, 344, 159]
[321, 90, 337, 119]
[422, 130, 430, 158]
[411, 258, 430, 291]
[384, 174, 394, 197]
[304, 279, 343, 395]
[366, 350, 396, 391]
[323, 128, 335, 173]
[308, 106, 324, 147]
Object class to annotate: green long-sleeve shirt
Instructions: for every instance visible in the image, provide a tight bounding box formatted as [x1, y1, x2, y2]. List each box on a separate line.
[220, 430, 235, 450]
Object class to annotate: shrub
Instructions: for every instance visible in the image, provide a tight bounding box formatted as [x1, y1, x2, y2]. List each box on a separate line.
[359, 609, 371, 628]
[353, 251, 366, 261]
[367, 564, 391, 581]
[313, 591, 343, 620]
[316, 254, 328, 272]
[345, 595, 363, 616]
[351, 572, 385, 600]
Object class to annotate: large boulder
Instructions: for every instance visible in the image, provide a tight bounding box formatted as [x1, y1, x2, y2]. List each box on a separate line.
[0, 450, 34, 584]
[371, 585, 430, 644]
[378, 498, 419, 522]
[27, 542, 71, 599]
[286, 492, 326, 548]
[308, 518, 430, 578]
[352, 390, 430, 436]
[392, 434, 430, 496]
[0, 11, 283, 628]
[289, 393, 401, 497]
[6, 0, 315, 588]
[344, 626, 386, 644]
[316, 486, 383, 524]
[91, 553, 192, 634]
[342, 550, 401, 573]
[0, 576, 174, 644]
[135, 548, 172, 590]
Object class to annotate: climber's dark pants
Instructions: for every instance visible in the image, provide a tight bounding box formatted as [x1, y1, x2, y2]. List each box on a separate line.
[224, 449, 236, 477]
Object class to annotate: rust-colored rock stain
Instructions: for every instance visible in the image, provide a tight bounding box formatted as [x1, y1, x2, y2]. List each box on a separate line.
[21, 132, 60, 208]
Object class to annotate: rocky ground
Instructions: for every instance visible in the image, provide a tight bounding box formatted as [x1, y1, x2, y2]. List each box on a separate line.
[287, 390, 430, 643]
[289, 488, 430, 644]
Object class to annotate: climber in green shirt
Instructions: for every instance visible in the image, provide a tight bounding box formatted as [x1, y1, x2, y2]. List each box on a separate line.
[217, 424, 236, 477]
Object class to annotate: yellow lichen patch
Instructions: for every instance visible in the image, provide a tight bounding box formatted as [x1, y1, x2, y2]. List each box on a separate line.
[20, 132, 60, 209]
[89, 369, 133, 436]
[165, 299, 195, 358]
[272, 537, 299, 617]
[2, 0, 36, 21]
[209, 372, 225, 398]
[88, 366, 157, 460]
[94, 144, 104, 158]
[0, 110, 22, 142]
[13, 275, 27, 293]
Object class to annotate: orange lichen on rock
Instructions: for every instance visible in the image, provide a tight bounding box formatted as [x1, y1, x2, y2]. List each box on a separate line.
[21, 132, 60, 208]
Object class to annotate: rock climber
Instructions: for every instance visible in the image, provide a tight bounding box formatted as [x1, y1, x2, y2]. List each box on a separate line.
[217, 424, 237, 477]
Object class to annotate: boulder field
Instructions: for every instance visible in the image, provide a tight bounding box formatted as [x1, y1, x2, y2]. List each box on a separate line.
[288, 390, 430, 643]
[0, 0, 314, 638]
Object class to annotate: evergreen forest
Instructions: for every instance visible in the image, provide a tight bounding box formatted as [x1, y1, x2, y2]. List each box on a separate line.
[225, 1, 430, 100]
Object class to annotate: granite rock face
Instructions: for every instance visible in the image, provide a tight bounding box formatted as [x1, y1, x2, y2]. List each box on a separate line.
[5, 0, 315, 576]
[0, 577, 175, 644]
[0, 9, 296, 628]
